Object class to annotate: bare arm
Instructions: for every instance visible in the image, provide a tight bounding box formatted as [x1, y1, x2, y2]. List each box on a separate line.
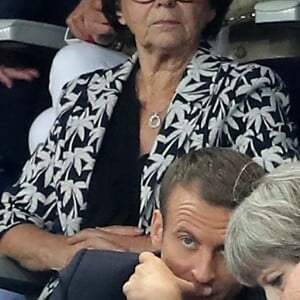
[0, 224, 78, 271]
[0, 224, 153, 272]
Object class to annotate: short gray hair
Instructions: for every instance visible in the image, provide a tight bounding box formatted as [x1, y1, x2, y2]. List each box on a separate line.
[225, 162, 300, 286]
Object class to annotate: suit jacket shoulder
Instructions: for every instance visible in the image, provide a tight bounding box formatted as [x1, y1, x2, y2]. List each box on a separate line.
[50, 250, 139, 300]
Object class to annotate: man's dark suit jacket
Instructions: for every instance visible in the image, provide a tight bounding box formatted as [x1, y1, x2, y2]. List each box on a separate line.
[50, 249, 266, 300]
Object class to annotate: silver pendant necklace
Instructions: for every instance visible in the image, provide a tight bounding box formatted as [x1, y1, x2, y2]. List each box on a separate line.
[135, 70, 171, 130]
[148, 112, 161, 129]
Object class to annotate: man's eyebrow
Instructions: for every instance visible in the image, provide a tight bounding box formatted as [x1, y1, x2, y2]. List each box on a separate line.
[176, 227, 192, 235]
[176, 227, 196, 238]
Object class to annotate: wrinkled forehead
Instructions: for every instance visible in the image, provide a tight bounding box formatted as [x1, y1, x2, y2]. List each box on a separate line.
[165, 184, 232, 244]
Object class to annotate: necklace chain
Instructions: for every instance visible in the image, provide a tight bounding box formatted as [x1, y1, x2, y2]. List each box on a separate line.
[135, 71, 174, 130]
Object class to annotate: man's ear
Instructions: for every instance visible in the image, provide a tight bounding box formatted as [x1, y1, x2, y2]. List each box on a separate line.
[150, 209, 164, 249]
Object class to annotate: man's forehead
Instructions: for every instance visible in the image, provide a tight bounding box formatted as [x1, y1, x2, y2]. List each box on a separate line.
[165, 183, 232, 241]
[166, 182, 233, 217]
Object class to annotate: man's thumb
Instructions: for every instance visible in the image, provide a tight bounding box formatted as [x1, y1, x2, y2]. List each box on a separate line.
[175, 277, 212, 297]
[176, 277, 195, 293]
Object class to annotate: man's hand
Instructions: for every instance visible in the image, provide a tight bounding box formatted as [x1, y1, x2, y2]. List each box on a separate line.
[67, 225, 153, 253]
[66, 0, 114, 42]
[282, 262, 300, 300]
[123, 252, 214, 300]
[0, 66, 39, 88]
[123, 252, 191, 300]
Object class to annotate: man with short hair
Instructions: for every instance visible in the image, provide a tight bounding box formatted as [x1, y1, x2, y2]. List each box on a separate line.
[51, 147, 266, 300]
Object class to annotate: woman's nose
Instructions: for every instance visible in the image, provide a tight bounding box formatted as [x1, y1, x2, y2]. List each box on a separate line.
[264, 287, 282, 300]
[155, 0, 177, 8]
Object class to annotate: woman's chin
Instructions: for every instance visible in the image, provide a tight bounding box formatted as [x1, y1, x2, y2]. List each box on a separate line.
[143, 39, 191, 54]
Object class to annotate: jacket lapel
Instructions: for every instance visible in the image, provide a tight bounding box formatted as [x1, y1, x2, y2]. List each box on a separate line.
[139, 45, 222, 231]
[57, 55, 138, 233]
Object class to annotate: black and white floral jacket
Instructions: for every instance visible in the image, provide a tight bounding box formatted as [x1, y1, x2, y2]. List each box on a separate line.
[0, 44, 298, 298]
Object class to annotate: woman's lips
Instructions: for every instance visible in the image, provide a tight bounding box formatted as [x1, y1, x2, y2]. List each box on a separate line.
[153, 20, 180, 26]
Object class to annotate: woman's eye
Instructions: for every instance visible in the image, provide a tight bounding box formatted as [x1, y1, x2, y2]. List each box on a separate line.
[218, 249, 225, 257]
[269, 274, 283, 288]
[180, 237, 196, 248]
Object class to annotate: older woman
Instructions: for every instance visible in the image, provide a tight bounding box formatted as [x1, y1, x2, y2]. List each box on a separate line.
[225, 162, 300, 300]
[0, 0, 298, 298]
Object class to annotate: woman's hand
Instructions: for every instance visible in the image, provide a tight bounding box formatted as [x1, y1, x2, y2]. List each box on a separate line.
[66, 0, 113, 42]
[0, 66, 39, 88]
[282, 262, 300, 300]
[123, 252, 184, 300]
[67, 225, 154, 253]
[38, 234, 82, 271]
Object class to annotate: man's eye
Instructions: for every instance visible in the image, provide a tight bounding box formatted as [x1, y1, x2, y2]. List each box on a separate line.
[180, 237, 196, 248]
[269, 274, 283, 287]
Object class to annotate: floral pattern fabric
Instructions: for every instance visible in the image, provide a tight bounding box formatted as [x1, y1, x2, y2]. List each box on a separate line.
[0, 44, 299, 298]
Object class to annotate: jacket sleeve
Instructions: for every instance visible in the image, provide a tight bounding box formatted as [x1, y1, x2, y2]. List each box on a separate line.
[0, 74, 88, 236]
[221, 63, 299, 171]
[0, 113, 65, 235]
[51, 250, 138, 300]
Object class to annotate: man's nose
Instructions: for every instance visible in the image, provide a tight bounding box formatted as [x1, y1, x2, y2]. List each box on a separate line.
[191, 251, 216, 284]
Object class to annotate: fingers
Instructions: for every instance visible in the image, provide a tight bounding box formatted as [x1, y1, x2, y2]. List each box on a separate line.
[73, 238, 126, 252]
[67, 228, 111, 244]
[177, 274, 212, 298]
[0, 68, 13, 88]
[66, 0, 112, 41]
[67, 228, 90, 244]
[66, 15, 87, 40]
[67, 228, 127, 251]
[66, 0, 90, 40]
[122, 278, 131, 298]
[23, 68, 40, 78]
[123, 255, 181, 300]
[137, 253, 206, 298]
[68, 227, 151, 253]
[7, 68, 39, 81]
[123, 272, 143, 300]
[82, 10, 111, 33]
[67, 228, 120, 244]
[138, 251, 156, 263]
[0, 66, 39, 88]
[96, 225, 143, 236]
